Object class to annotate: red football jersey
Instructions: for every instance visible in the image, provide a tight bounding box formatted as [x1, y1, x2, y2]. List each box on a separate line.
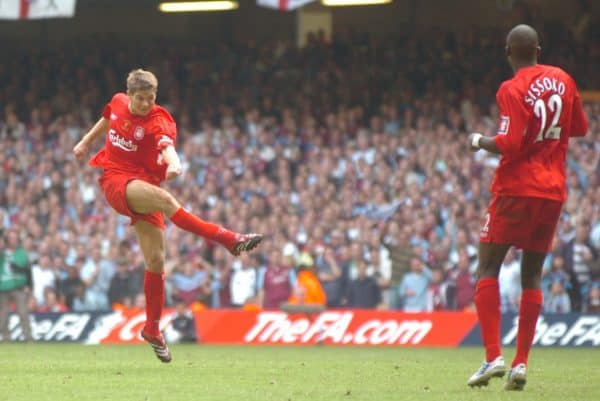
[491, 64, 588, 201]
[89, 93, 177, 183]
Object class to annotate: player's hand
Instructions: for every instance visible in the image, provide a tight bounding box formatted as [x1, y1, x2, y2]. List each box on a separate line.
[165, 162, 182, 180]
[467, 133, 481, 152]
[73, 141, 90, 160]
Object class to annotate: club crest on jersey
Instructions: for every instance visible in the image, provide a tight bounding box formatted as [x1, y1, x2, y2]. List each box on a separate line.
[134, 126, 145, 140]
[497, 116, 510, 136]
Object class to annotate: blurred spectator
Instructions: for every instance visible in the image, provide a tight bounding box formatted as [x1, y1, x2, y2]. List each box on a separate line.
[169, 302, 197, 343]
[31, 254, 57, 308]
[79, 249, 112, 310]
[396, 257, 432, 312]
[366, 245, 392, 306]
[108, 258, 137, 308]
[289, 253, 326, 306]
[499, 248, 521, 313]
[257, 249, 296, 309]
[561, 224, 597, 309]
[545, 281, 572, 313]
[314, 245, 343, 307]
[426, 268, 447, 311]
[171, 259, 210, 306]
[0, 231, 33, 341]
[72, 282, 94, 312]
[344, 259, 381, 309]
[36, 287, 68, 313]
[210, 248, 233, 308]
[58, 262, 85, 311]
[229, 253, 258, 307]
[587, 281, 600, 313]
[447, 249, 476, 311]
[542, 254, 572, 302]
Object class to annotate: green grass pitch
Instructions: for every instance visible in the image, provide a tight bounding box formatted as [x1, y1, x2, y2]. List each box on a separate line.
[0, 344, 598, 401]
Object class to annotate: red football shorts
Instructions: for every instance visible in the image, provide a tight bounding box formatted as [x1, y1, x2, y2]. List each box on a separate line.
[98, 171, 165, 229]
[480, 195, 562, 253]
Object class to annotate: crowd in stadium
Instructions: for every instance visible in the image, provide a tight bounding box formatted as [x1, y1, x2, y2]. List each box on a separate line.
[1, 23, 598, 316]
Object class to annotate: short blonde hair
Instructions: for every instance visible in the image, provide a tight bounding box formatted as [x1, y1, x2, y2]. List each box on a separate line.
[126, 69, 158, 93]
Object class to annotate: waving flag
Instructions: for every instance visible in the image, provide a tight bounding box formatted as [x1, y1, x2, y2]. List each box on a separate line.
[257, 0, 316, 11]
[0, 0, 77, 20]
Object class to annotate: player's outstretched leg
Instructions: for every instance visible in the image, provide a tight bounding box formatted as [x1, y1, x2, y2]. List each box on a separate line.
[125, 181, 265, 257]
[170, 208, 263, 256]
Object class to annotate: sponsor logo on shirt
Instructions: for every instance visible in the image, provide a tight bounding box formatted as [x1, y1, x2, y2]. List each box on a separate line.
[497, 115, 510, 135]
[133, 126, 145, 140]
[109, 129, 138, 152]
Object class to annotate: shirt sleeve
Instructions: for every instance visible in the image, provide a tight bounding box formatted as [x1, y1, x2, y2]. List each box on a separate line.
[493, 85, 529, 157]
[152, 112, 177, 151]
[101, 102, 111, 119]
[569, 86, 588, 137]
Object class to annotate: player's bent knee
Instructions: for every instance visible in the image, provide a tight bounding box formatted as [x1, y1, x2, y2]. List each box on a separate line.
[145, 252, 165, 273]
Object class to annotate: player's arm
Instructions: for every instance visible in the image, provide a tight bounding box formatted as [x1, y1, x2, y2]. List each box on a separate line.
[160, 145, 182, 180]
[73, 117, 109, 160]
[467, 133, 502, 154]
[569, 86, 588, 137]
[468, 86, 527, 156]
[155, 116, 181, 180]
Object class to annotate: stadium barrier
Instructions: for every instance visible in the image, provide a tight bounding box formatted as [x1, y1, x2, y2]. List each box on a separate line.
[3, 310, 598, 347]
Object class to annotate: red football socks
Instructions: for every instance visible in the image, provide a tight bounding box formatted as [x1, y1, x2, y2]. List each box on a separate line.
[474, 277, 502, 362]
[513, 288, 543, 367]
[143, 270, 165, 336]
[170, 207, 236, 247]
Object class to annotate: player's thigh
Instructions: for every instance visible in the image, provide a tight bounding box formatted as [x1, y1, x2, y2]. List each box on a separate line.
[528, 198, 563, 253]
[134, 220, 166, 273]
[126, 179, 179, 216]
[477, 242, 510, 279]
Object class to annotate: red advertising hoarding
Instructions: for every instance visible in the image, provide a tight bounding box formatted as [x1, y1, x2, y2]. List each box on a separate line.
[194, 310, 478, 346]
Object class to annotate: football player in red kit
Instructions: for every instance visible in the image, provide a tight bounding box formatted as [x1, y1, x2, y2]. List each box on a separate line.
[73, 69, 263, 362]
[466, 25, 588, 390]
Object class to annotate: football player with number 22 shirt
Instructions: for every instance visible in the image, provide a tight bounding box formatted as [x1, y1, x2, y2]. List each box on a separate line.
[466, 24, 588, 390]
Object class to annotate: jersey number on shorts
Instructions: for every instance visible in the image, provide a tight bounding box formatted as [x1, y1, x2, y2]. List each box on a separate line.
[534, 94, 562, 142]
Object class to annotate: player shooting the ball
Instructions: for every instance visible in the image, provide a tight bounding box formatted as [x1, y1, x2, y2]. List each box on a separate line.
[73, 69, 263, 362]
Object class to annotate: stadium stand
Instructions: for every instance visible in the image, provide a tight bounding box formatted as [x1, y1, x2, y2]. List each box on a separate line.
[0, 24, 598, 314]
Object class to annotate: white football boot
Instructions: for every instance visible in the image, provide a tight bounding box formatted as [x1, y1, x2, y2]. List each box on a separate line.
[504, 363, 527, 391]
[467, 356, 506, 387]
